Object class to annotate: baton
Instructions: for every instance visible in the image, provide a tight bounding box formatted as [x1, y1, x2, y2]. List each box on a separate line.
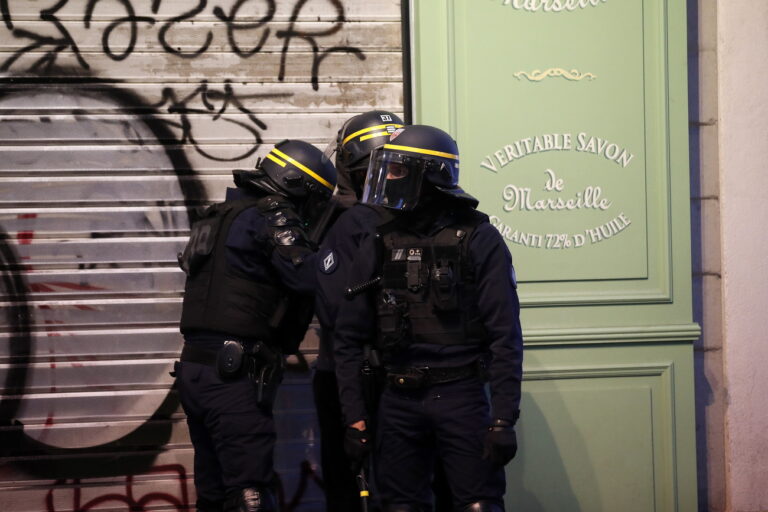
[345, 276, 382, 299]
[356, 465, 370, 512]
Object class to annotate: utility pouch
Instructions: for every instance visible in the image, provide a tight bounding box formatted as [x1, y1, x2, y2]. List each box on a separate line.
[406, 260, 423, 292]
[430, 259, 459, 312]
[377, 291, 411, 353]
[216, 340, 246, 379]
[361, 346, 386, 419]
[388, 368, 426, 390]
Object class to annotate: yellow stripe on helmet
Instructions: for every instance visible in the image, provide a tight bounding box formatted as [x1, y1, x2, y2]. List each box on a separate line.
[359, 130, 393, 142]
[342, 123, 404, 146]
[271, 147, 334, 191]
[265, 152, 287, 167]
[383, 143, 459, 161]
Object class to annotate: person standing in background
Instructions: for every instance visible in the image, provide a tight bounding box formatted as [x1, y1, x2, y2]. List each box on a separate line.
[314, 110, 404, 511]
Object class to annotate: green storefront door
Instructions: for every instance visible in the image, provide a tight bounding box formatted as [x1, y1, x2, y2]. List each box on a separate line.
[409, 1, 699, 510]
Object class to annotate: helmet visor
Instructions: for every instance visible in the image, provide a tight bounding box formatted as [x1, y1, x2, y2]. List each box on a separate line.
[361, 147, 426, 211]
[322, 136, 338, 164]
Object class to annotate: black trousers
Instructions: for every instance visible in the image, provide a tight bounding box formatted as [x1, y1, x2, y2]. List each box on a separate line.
[313, 369, 364, 512]
[313, 369, 457, 511]
[375, 377, 506, 511]
[176, 360, 278, 507]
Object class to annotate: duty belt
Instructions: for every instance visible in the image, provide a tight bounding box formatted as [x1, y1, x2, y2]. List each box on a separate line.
[386, 360, 483, 390]
[180, 343, 218, 366]
[179, 341, 283, 403]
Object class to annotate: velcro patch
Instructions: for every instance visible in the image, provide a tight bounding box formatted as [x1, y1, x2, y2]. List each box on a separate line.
[407, 248, 422, 261]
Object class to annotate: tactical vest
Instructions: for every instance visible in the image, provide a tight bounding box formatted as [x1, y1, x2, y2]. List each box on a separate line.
[179, 194, 308, 341]
[375, 211, 489, 353]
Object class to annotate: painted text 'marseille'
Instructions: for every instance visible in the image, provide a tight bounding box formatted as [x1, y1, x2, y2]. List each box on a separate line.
[502, 184, 612, 212]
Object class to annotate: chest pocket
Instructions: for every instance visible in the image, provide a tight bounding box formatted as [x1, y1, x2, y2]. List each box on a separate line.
[377, 228, 477, 351]
[383, 245, 462, 309]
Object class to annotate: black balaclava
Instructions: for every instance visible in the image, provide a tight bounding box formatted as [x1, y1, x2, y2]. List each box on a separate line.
[334, 160, 367, 209]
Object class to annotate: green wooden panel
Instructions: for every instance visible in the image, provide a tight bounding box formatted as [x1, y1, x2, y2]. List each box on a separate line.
[409, 1, 699, 510]
[453, 0, 649, 284]
[510, 386, 655, 511]
[410, 0, 697, 330]
[509, 343, 697, 512]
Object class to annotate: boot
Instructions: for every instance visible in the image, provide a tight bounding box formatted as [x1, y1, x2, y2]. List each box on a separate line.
[224, 487, 277, 512]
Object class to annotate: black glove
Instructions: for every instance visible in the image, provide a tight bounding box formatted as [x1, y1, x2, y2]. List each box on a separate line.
[344, 426, 372, 472]
[482, 418, 518, 467]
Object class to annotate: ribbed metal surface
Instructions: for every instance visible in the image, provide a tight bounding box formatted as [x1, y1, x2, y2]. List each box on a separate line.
[0, 1, 403, 510]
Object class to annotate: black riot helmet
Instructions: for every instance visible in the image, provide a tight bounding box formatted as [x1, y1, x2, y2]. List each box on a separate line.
[234, 139, 337, 225]
[325, 111, 404, 200]
[361, 125, 477, 211]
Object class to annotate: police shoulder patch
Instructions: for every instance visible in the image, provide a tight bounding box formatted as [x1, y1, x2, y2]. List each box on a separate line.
[319, 248, 338, 274]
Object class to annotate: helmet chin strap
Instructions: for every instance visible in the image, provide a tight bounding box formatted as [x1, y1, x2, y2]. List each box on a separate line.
[322, 137, 338, 162]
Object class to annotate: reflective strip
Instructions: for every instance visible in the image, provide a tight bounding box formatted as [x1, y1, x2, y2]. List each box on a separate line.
[360, 491, 370, 497]
[271, 147, 334, 191]
[265, 152, 287, 167]
[359, 130, 391, 142]
[383, 143, 459, 160]
[342, 123, 404, 146]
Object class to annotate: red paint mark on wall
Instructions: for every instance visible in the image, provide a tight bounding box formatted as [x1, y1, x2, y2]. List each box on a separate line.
[40, 462, 326, 510]
[45, 464, 191, 512]
[30, 282, 106, 311]
[16, 231, 35, 244]
[43, 320, 64, 336]
[17, 213, 38, 219]
[33, 282, 107, 292]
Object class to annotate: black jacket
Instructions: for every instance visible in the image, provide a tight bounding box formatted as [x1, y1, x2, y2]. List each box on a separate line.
[331, 202, 524, 424]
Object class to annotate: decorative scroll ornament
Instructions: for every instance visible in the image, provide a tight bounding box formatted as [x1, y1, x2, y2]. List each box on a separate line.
[514, 68, 597, 82]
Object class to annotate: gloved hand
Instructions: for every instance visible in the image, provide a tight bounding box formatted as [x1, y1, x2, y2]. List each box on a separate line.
[344, 426, 372, 472]
[482, 418, 518, 467]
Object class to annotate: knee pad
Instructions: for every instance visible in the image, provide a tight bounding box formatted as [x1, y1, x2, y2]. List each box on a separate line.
[461, 501, 504, 512]
[224, 487, 277, 512]
[385, 504, 426, 512]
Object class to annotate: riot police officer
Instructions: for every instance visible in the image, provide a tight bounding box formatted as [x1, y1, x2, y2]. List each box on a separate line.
[314, 110, 404, 511]
[333, 125, 523, 512]
[176, 140, 337, 512]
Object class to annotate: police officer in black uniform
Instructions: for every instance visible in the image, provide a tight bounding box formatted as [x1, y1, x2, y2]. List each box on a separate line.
[314, 110, 404, 511]
[176, 140, 337, 512]
[333, 125, 523, 512]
